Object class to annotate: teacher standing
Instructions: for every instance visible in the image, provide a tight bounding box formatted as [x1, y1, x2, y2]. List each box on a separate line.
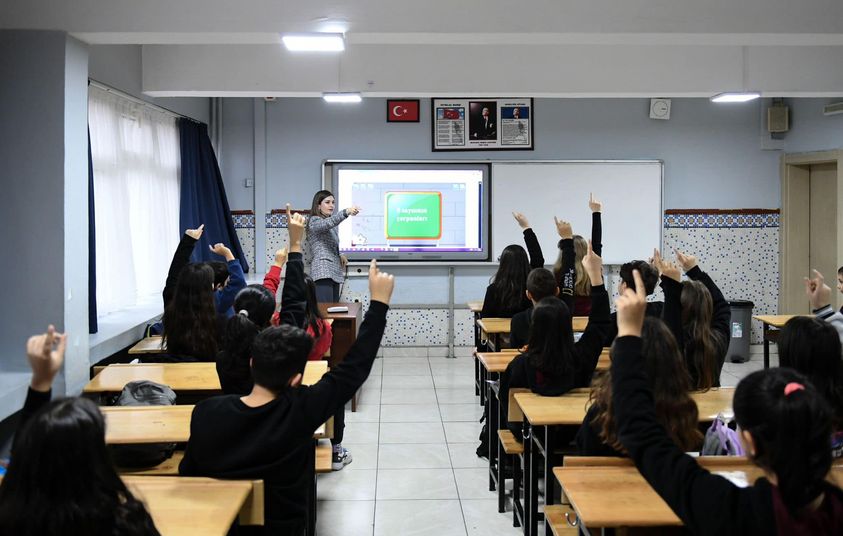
[305, 190, 360, 303]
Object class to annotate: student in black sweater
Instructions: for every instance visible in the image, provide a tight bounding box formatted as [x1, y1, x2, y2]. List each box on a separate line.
[656, 249, 731, 389]
[602, 259, 662, 346]
[576, 317, 702, 457]
[179, 242, 395, 536]
[509, 267, 559, 350]
[0, 326, 159, 536]
[500, 238, 612, 438]
[480, 212, 545, 318]
[612, 269, 843, 534]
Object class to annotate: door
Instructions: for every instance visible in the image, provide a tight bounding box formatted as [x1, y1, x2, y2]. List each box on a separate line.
[809, 163, 839, 310]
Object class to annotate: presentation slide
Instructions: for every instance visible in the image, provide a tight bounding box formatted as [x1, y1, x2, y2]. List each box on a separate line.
[334, 167, 486, 259]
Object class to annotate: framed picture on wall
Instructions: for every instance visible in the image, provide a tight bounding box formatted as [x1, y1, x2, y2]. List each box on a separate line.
[431, 97, 533, 151]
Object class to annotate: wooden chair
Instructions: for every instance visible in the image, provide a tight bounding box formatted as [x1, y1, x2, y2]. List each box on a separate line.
[497, 387, 528, 526]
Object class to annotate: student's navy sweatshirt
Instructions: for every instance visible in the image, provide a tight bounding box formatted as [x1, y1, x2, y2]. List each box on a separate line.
[612, 335, 843, 535]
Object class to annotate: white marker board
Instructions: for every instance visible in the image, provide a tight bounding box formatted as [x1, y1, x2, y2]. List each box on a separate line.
[491, 161, 662, 265]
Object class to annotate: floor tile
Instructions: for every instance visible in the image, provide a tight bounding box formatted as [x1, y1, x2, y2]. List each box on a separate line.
[373, 499, 467, 536]
[439, 403, 484, 422]
[433, 375, 477, 389]
[316, 500, 375, 536]
[461, 499, 523, 536]
[382, 363, 433, 376]
[357, 389, 382, 406]
[377, 443, 452, 469]
[340, 443, 379, 470]
[444, 422, 483, 443]
[381, 374, 435, 389]
[380, 404, 442, 423]
[448, 443, 488, 469]
[381, 388, 438, 405]
[380, 422, 446, 444]
[436, 388, 479, 405]
[454, 468, 496, 499]
[345, 404, 381, 423]
[342, 422, 380, 445]
[316, 468, 377, 501]
[376, 468, 459, 500]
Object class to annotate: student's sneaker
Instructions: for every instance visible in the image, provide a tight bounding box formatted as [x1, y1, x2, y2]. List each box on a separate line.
[332, 446, 353, 471]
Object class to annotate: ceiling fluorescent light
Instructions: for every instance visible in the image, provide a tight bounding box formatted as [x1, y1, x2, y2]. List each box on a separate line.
[282, 33, 345, 52]
[323, 92, 362, 103]
[710, 92, 761, 103]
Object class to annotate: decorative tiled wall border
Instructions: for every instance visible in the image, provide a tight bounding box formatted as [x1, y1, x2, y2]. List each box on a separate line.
[231, 211, 255, 229]
[664, 209, 779, 229]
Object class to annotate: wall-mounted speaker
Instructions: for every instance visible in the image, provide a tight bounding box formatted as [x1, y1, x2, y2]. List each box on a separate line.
[767, 104, 789, 133]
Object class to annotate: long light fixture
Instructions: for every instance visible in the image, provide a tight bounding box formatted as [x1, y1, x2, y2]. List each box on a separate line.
[710, 92, 761, 103]
[322, 92, 362, 103]
[281, 33, 345, 52]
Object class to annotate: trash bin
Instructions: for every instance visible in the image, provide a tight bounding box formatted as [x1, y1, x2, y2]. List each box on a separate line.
[726, 300, 754, 363]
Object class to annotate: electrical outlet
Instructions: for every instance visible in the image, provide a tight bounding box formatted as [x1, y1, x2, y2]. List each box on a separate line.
[244, 178, 254, 188]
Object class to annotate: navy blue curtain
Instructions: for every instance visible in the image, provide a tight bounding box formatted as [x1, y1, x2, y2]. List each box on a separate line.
[88, 129, 98, 334]
[177, 119, 249, 272]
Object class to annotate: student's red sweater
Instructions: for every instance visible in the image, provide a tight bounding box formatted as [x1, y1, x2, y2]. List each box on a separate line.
[264, 265, 332, 360]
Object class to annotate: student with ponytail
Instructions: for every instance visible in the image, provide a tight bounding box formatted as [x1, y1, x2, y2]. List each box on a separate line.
[552, 194, 602, 316]
[655, 249, 730, 389]
[612, 270, 843, 534]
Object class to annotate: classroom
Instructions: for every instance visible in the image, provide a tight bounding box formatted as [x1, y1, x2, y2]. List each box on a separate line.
[1, 1, 843, 535]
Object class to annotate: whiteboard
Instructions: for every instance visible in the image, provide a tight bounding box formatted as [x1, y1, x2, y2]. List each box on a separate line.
[491, 161, 662, 265]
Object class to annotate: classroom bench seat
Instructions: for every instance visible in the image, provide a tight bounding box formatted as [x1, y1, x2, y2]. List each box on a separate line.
[315, 440, 333, 474]
[497, 430, 524, 456]
[543, 505, 580, 536]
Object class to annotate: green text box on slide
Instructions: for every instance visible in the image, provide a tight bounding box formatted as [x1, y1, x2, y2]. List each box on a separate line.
[384, 192, 443, 240]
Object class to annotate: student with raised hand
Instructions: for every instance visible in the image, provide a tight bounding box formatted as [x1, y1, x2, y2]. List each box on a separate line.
[0, 326, 159, 536]
[500, 240, 612, 438]
[162, 223, 246, 317]
[777, 269, 843, 458]
[511, 211, 545, 269]
[305, 190, 360, 303]
[611, 269, 843, 534]
[553, 193, 602, 315]
[656, 248, 730, 389]
[481, 246, 532, 318]
[602, 257, 662, 345]
[161, 261, 220, 361]
[576, 316, 702, 456]
[179, 259, 395, 535]
[509, 268, 559, 350]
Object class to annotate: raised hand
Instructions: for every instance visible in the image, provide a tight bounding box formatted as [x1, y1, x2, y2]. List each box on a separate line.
[554, 216, 573, 239]
[616, 270, 648, 338]
[588, 193, 602, 213]
[273, 247, 288, 268]
[512, 211, 530, 230]
[804, 269, 833, 310]
[209, 243, 234, 261]
[346, 206, 361, 216]
[27, 325, 67, 392]
[675, 249, 698, 272]
[369, 259, 395, 304]
[286, 204, 306, 253]
[185, 224, 204, 240]
[581, 240, 604, 286]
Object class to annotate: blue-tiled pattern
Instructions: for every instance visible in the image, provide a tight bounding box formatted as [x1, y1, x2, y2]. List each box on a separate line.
[232, 210, 779, 345]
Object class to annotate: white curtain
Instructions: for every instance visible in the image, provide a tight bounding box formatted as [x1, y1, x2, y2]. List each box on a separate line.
[88, 86, 181, 315]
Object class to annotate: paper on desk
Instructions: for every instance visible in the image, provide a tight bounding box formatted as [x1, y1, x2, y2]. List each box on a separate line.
[714, 471, 750, 488]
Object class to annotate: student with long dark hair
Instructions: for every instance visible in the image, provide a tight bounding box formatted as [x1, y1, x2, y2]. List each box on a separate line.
[216, 284, 277, 395]
[481, 212, 544, 319]
[611, 270, 843, 534]
[552, 194, 602, 316]
[499, 239, 612, 437]
[304, 190, 359, 303]
[656, 249, 730, 389]
[0, 326, 159, 536]
[161, 262, 219, 361]
[576, 317, 702, 456]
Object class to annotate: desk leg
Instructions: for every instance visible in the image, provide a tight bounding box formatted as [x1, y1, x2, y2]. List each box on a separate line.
[543, 425, 556, 536]
[480, 364, 488, 407]
[308, 439, 317, 536]
[763, 324, 770, 369]
[474, 312, 481, 396]
[487, 373, 498, 492]
[528, 422, 540, 536]
[522, 418, 532, 536]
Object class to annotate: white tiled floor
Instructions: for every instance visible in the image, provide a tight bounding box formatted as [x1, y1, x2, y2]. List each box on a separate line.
[316, 344, 775, 535]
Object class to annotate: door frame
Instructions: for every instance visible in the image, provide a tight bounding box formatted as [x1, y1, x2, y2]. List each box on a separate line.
[780, 150, 843, 313]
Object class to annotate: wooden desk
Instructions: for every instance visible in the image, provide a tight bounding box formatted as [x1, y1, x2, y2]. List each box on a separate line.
[571, 316, 588, 333]
[124, 476, 260, 536]
[320, 302, 363, 411]
[516, 387, 735, 536]
[477, 349, 609, 375]
[129, 336, 166, 355]
[552, 465, 843, 532]
[753, 314, 806, 369]
[477, 318, 511, 352]
[468, 301, 485, 397]
[84, 361, 328, 396]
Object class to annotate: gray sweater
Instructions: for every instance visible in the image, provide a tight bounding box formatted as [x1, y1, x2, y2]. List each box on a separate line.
[305, 209, 350, 283]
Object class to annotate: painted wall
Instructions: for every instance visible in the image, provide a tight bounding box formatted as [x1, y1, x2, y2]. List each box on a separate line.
[784, 98, 843, 153]
[0, 30, 90, 420]
[221, 97, 783, 212]
[88, 45, 210, 123]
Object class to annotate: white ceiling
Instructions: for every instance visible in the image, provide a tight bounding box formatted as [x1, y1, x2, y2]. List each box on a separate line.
[3, 0, 843, 97]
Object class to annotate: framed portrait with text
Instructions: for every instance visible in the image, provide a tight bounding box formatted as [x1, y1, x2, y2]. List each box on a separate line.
[431, 98, 533, 151]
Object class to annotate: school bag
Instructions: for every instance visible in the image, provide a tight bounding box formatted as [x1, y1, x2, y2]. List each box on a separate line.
[701, 414, 744, 456]
[109, 380, 178, 468]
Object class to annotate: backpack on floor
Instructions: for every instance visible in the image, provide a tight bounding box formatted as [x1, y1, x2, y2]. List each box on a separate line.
[109, 380, 178, 468]
[701, 414, 744, 456]
[476, 410, 488, 459]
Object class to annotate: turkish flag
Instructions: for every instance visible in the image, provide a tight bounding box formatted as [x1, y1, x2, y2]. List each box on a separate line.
[387, 100, 420, 122]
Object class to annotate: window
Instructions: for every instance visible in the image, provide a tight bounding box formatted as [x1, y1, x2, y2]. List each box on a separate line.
[88, 85, 181, 315]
